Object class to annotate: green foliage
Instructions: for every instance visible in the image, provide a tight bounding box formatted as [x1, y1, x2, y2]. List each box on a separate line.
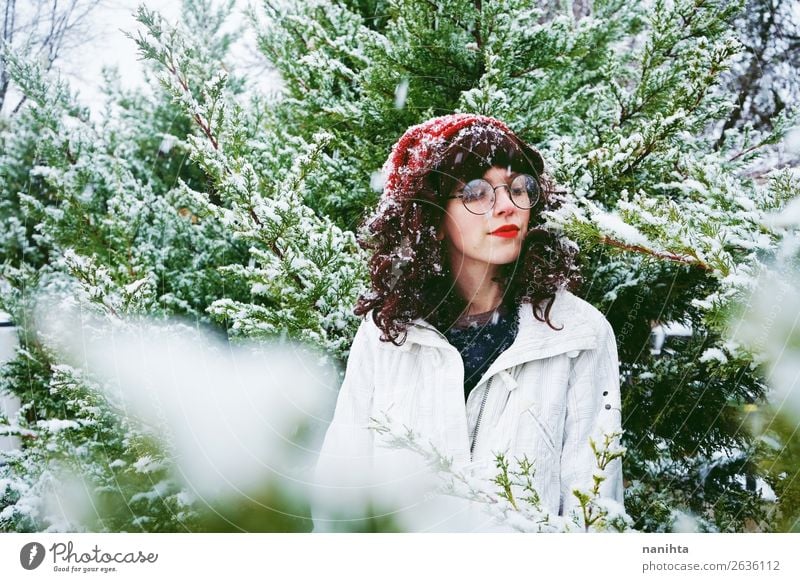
[0, 341, 197, 532]
[754, 407, 800, 532]
[132, 4, 368, 355]
[492, 453, 540, 511]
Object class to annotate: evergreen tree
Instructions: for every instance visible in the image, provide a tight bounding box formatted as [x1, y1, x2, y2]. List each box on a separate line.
[716, 0, 800, 144]
[1, 0, 364, 531]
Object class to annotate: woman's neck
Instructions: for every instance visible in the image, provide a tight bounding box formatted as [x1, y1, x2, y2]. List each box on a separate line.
[451, 263, 503, 316]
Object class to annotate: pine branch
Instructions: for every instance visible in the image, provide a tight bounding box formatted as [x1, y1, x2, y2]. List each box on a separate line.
[161, 56, 219, 151]
[599, 236, 713, 271]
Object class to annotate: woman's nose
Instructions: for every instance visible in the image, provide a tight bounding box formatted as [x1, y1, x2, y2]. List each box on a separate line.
[493, 185, 516, 215]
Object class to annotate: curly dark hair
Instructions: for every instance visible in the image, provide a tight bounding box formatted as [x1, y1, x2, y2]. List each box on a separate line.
[355, 116, 581, 345]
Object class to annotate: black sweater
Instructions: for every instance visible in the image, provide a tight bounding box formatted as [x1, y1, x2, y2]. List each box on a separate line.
[442, 304, 520, 401]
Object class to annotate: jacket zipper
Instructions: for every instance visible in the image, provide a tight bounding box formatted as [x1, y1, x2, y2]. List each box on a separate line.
[469, 376, 493, 462]
[409, 321, 497, 462]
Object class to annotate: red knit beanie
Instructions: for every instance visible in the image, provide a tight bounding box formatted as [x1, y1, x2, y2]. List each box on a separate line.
[380, 113, 544, 202]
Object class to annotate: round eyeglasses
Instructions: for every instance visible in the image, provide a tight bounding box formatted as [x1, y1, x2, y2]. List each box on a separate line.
[445, 174, 541, 215]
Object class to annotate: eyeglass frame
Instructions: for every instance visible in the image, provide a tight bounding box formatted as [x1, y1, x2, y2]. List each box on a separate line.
[443, 173, 542, 215]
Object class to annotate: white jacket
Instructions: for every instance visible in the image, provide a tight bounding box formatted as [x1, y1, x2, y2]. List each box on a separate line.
[313, 289, 623, 531]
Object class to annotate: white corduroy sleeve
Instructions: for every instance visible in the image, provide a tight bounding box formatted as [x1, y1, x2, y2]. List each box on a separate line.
[311, 318, 376, 532]
[558, 317, 624, 525]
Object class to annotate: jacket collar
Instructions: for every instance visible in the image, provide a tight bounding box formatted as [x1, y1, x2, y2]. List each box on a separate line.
[402, 290, 599, 387]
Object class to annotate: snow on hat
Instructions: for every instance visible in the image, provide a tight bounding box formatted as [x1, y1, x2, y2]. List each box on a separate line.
[380, 113, 544, 202]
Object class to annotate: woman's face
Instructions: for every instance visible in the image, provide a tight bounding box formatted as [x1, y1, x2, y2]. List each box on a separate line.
[438, 165, 531, 276]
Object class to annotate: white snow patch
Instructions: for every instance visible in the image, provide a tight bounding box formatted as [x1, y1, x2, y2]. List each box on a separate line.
[35, 419, 80, 432]
[594, 210, 650, 246]
[394, 78, 409, 109]
[699, 347, 728, 364]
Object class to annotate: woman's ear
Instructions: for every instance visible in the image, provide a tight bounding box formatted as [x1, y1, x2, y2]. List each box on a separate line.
[435, 219, 448, 241]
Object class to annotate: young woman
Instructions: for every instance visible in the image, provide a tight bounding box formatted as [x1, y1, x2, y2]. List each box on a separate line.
[313, 114, 623, 531]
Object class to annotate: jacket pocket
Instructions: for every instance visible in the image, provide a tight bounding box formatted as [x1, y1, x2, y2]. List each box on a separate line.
[524, 404, 557, 455]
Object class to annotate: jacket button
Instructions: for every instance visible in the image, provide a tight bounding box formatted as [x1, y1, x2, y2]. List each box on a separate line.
[603, 391, 608, 396]
[605, 404, 611, 410]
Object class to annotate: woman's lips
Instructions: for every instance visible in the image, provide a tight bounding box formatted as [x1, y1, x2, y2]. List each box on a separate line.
[490, 226, 520, 238]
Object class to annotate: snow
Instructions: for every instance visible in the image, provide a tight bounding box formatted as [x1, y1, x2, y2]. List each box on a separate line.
[130, 480, 171, 503]
[35, 306, 339, 500]
[755, 478, 776, 502]
[394, 78, 409, 109]
[785, 125, 800, 154]
[670, 510, 702, 533]
[691, 296, 715, 310]
[123, 277, 151, 297]
[35, 419, 80, 432]
[766, 196, 800, 228]
[132, 455, 165, 474]
[158, 134, 177, 155]
[733, 268, 800, 420]
[593, 209, 650, 246]
[289, 255, 312, 270]
[699, 347, 728, 364]
[734, 195, 756, 211]
[370, 168, 387, 192]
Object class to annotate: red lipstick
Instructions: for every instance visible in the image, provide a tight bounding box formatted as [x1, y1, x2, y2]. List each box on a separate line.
[490, 225, 520, 238]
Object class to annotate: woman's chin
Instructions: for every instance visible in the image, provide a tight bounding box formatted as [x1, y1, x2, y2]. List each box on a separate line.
[487, 244, 523, 264]
[487, 252, 523, 266]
